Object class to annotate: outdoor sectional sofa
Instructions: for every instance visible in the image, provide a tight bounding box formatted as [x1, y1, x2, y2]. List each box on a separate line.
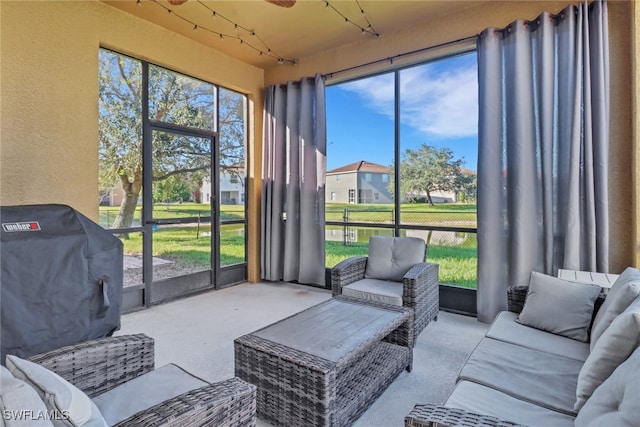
[405, 268, 640, 427]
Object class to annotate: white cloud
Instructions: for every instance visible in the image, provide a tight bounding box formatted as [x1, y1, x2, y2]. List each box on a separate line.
[339, 62, 478, 138]
[340, 74, 395, 113]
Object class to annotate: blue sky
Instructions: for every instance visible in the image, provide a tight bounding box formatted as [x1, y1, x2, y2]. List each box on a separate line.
[326, 51, 478, 171]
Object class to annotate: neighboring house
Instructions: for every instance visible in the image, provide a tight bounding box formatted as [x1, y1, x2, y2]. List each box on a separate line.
[405, 188, 458, 204]
[326, 161, 393, 204]
[326, 160, 474, 204]
[100, 168, 246, 207]
[201, 167, 245, 205]
[99, 185, 125, 207]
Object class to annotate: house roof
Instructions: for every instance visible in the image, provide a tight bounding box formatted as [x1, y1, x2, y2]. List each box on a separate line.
[327, 161, 477, 175]
[327, 160, 390, 174]
[460, 168, 477, 175]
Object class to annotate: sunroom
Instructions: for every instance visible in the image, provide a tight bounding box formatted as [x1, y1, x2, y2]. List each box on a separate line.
[1, 0, 639, 426]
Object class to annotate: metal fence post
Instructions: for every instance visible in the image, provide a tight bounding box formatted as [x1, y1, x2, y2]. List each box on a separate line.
[342, 208, 348, 246]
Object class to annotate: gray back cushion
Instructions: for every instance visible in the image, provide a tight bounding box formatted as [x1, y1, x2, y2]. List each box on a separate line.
[590, 267, 640, 351]
[575, 296, 640, 411]
[364, 236, 425, 282]
[516, 272, 602, 342]
[0, 366, 54, 427]
[5, 355, 107, 427]
[575, 345, 640, 426]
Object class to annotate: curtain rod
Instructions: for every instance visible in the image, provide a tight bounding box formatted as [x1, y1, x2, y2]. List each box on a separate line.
[322, 34, 478, 80]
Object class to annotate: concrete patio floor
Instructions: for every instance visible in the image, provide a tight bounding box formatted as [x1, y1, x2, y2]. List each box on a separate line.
[117, 281, 488, 426]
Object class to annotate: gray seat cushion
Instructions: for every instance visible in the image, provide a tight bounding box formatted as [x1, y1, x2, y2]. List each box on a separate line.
[364, 236, 425, 281]
[590, 267, 640, 350]
[446, 380, 575, 427]
[575, 346, 640, 426]
[342, 278, 403, 306]
[516, 272, 601, 342]
[486, 311, 590, 361]
[575, 296, 640, 411]
[457, 338, 583, 415]
[92, 364, 208, 426]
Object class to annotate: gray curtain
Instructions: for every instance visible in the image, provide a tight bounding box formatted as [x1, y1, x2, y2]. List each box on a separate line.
[477, 0, 609, 323]
[261, 74, 326, 286]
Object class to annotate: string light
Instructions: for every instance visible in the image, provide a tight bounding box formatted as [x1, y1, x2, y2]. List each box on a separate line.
[144, 0, 296, 65]
[323, 0, 380, 37]
[355, 0, 377, 34]
[195, 0, 294, 64]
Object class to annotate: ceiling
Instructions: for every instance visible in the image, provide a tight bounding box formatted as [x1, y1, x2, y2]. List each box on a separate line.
[103, 0, 482, 69]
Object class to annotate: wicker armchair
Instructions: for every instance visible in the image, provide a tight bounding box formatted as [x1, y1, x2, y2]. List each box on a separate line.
[331, 237, 439, 345]
[27, 334, 256, 427]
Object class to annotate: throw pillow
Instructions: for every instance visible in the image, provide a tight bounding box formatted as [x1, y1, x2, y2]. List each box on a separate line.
[1, 366, 54, 426]
[5, 355, 107, 427]
[364, 236, 425, 282]
[575, 345, 640, 426]
[590, 267, 640, 350]
[516, 271, 601, 342]
[575, 296, 640, 411]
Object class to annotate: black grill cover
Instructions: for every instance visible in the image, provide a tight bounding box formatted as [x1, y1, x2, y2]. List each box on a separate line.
[1, 204, 123, 361]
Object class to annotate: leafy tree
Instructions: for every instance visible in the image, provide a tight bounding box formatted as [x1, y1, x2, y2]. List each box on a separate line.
[457, 169, 477, 203]
[153, 176, 192, 203]
[390, 144, 465, 206]
[98, 50, 245, 228]
[99, 51, 143, 229]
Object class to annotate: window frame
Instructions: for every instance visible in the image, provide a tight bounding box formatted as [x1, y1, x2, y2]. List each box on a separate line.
[98, 47, 249, 309]
[324, 47, 479, 298]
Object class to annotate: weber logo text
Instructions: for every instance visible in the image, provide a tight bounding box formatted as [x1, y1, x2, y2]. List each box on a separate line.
[2, 221, 41, 232]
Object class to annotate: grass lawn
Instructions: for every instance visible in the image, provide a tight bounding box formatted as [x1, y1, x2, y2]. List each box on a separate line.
[104, 202, 477, 288]
[99, 202, 244, 227]
[326, 202, 477, 226]
[113, 223, 246, 267]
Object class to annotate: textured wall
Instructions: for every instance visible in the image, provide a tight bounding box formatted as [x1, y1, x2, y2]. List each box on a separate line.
[606, 0, 634, 272]
[634, 0, 640, 268]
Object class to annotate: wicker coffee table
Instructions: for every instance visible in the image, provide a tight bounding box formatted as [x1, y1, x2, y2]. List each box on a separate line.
[234, 295, 413, 427]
